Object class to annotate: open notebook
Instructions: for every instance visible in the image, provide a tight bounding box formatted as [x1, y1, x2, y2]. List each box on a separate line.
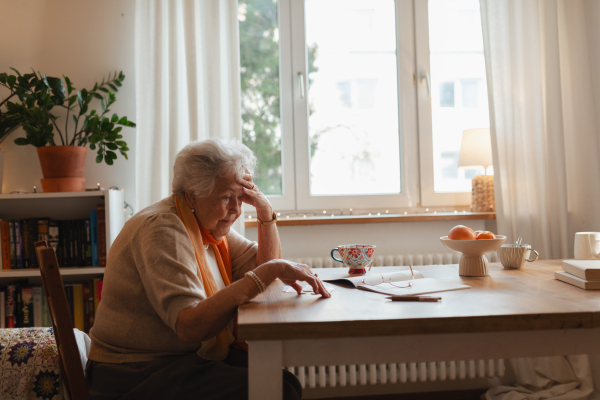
[323, 270, 470, 296]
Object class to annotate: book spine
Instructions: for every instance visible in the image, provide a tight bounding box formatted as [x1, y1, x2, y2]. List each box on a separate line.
[36, 219, 49, 268]
[37, 218, 50, 243]
[84, 219, 92, 266]
[1, 221, 10, 269]
[33, 287, 42, 327]
[6, 283, 16, 328]
[20, 287, 34, 328]
[14, 221, 22, 269]
[83, 283, 91, 333]
[28, 218, 38, 268]
[21, 220, 30, 268]
[73, 284, 84, 331]
[41, 287, 51, 327]
[77, 219, 84, 267]
[97, 204, 106, 267]
[90, 211, 99, 266]
[0, 291, 5, 329]
[9, 221, 16, 269]
[48, 220, 59, 262]
[69, 220, 76, 267]
[16, 286, 22, 327]
[59, 220, 68, 267]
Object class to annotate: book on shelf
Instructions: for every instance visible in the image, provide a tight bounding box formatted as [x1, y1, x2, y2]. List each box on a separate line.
[33, 286, 42, 328]
[19, 287, 34, 327]
[562, 260, 600, 281]
[0, 220, 7, 269]
[5, 282, 17, 328]
[323, 270, 471, 296]
[90, 210, 99, 266]
[2, 279, 102, 332]
[27, 218, 38, 268]
[48, 221, 59, 259]
[9, 222, 16, 269]
[0, 215, 103, 269]
[555, 271, 600, 289]
[14, 221, 23, 269]
[84, 219, 92, 266]
[97, 204, 107, 267]
[21, 219, 30, 268]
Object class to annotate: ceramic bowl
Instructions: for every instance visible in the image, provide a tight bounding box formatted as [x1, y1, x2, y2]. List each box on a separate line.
[440, 235, 506, 276]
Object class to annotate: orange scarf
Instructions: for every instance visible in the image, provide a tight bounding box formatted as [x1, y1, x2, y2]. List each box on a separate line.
[174, 195, 245, 360]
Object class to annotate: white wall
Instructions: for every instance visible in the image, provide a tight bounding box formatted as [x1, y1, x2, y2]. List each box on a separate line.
[247, 218, 496, 259]
[0, 0, 137, 208]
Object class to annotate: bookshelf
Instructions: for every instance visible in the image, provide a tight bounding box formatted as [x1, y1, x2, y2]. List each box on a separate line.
[0, 189, 124, 285]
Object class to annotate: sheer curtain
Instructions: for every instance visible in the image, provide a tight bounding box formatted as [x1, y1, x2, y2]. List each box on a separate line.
[480, 1, 600, 398]
[481, 0, 600, 260]
[134, 0, 245, 234]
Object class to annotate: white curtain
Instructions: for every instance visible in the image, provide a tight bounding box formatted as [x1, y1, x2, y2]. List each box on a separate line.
[481, 0, 600, 260]
[134, 0, 245, 235]
[481, 1, 600, 398]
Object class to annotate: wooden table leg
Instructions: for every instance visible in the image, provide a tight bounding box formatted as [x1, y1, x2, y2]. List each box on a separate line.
[248, 340, 283, 400]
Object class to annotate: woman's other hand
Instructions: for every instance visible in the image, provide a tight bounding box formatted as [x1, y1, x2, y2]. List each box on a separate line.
[237, 172, 273, 221]
[255, 259, 332, 298]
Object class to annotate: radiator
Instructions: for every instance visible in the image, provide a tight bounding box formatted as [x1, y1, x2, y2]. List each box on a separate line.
[290, 251, 499, 268]
[287, 360, 505, 389]
[286, 252, 503, 390]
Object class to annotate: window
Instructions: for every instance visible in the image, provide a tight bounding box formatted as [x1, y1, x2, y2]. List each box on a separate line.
[239, 0, 490, 212]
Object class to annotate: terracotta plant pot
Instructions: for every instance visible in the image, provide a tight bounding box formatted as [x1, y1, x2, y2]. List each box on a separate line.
[37, 146, 87, 192]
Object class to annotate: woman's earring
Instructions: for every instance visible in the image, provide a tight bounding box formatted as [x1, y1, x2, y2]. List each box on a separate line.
[191, 208, 195, 213]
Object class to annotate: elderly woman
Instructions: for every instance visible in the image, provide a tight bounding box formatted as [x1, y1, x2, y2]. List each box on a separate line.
[86, 138, 330, 400]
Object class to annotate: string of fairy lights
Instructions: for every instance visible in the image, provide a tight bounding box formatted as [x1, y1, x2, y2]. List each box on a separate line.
[246, 208, 475, 221]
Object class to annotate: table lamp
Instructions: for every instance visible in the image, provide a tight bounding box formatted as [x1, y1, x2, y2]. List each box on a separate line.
[458, 128, 494, 212]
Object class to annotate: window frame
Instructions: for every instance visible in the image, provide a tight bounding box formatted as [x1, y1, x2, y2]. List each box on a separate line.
[287, 0, 420, 211]
[415, 0, 480, 207]
[246, 0, 481, 213]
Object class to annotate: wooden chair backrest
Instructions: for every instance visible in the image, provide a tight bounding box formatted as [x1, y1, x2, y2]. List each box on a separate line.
[34, 241, 90, 400]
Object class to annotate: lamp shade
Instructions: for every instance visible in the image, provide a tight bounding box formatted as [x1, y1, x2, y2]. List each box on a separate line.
[457, 128, 493, 168]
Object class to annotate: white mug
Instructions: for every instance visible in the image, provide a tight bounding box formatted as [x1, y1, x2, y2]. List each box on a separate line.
[574, 232, 600, 260]
[497, 244, 539, 269]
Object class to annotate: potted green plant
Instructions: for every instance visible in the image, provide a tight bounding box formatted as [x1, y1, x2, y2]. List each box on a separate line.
[0, 68, 135, 192]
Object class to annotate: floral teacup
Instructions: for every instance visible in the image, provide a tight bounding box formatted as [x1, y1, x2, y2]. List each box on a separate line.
[331, 244, 376, 275]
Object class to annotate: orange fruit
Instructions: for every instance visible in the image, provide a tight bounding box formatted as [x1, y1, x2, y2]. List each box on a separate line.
[448, 225, 477, 240]
[476, 231, 496, 240]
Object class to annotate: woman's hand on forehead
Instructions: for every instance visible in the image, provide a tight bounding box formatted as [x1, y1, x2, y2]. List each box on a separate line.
[237, 173, 273, 220]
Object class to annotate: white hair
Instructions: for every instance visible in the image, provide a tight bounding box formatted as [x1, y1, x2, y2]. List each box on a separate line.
[172, 138, 257, 200]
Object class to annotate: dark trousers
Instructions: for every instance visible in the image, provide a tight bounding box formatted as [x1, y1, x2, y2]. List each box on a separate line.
[86, 347, 302, 400]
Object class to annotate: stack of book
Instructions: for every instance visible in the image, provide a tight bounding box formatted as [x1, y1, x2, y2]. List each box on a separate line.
[0, 204, 106, 269]
[555, 260, 600, 289]
[0, 278, 104, 332]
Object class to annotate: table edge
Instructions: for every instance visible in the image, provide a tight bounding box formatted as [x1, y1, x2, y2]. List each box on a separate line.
[238, 312, 595, 341]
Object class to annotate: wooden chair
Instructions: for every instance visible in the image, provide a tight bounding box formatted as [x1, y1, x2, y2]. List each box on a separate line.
[34, 240, 90, 400]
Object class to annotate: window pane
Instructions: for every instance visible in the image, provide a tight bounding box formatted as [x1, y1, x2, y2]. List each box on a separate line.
[429, 0, 489, 193]
[305, 0, 401, 196]
[239, 0, 283, 195]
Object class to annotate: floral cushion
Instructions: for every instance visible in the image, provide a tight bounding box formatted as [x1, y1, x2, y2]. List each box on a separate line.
[0, 328, 63, 400]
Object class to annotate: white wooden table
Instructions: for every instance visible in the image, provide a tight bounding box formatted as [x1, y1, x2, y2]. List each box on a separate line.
[238, 261, 600, 399]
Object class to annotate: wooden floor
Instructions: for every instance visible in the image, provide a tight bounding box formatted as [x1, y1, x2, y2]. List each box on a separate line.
[312, 389, 486, 400]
